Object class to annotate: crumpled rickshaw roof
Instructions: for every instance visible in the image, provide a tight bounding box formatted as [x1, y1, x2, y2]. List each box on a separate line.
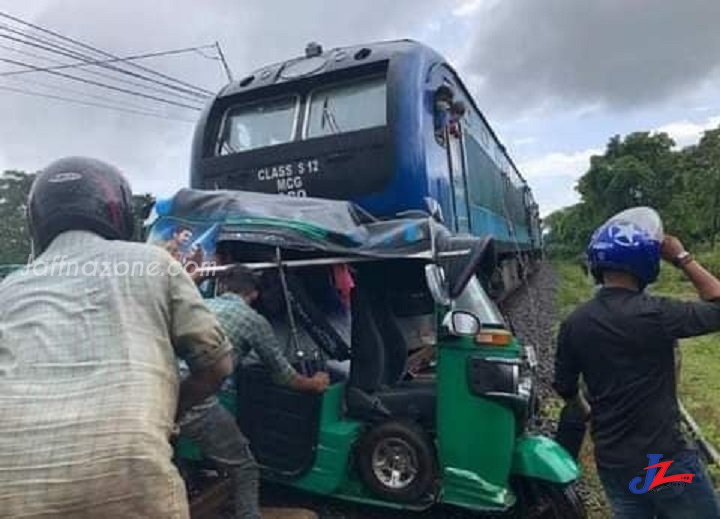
[147, 188, 456, 260]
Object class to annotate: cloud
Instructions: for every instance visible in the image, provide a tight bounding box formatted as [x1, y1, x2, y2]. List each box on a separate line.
[520, 147, 603, 182]
[522, 114, 720, 214]
[452, 0, 493, 18]
[654, 115, 720, 147]
[463, 0, 720, 115]
[512, 137, 537, 147]
[0, 0, 451, 194]
[519, 147, 602, 216]
[531, 174, 581, 218]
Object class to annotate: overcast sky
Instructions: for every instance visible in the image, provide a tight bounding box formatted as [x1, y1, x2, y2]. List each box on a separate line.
[1, 0, 719, 217]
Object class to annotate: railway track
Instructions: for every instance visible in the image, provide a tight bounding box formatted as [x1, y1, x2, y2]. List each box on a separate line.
[679, 401, 720, 468]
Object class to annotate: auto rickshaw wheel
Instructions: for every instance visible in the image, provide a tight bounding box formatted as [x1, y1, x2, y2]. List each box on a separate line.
[513, 478, 586, 519]
[356, 420, 436, 503]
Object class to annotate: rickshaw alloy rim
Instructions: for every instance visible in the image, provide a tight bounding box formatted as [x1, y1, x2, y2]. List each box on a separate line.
[371, 437, 419, 489]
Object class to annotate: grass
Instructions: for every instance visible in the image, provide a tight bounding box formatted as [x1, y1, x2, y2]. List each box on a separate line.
[548, 258, 720, 517]
[648, 252, 720, 484]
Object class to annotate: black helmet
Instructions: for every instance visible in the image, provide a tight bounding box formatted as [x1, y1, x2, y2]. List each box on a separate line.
[27, 156, 135, 254]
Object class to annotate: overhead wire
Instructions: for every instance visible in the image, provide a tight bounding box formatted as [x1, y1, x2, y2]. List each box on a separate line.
[0, 40, 210, 104]
[0, 73, 193, 116]
[0, 11, 214, 96]
[0, 55, 204, 111]
[0, 10, 229, 124]
[0, 84, 195, 123]
[0, 25, 211, 100]
[0, 43, 219, 77]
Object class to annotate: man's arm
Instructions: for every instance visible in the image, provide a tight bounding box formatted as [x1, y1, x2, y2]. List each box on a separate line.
[553, 321, 580, 400]
[662, 235, 720, 301]
[553, 320, 590, 420]
[658, 235, 720, 338]
[246, 314, 329, 393]
[177, 354, 234, 418]
[168, 265, 234, 417]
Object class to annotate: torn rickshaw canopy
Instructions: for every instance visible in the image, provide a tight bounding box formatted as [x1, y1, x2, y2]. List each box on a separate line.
[147, 188, 464, 260]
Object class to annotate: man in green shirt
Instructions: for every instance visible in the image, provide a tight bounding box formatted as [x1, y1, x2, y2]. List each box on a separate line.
[178, 266, 329, 519]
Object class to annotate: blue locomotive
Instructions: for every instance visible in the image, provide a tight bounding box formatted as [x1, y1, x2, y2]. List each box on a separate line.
[189, 39, 542, 295]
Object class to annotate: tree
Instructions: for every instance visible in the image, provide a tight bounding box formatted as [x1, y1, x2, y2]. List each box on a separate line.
[691, 128, 720, 248]
[0, 170, 156, 265]
[577, 132, 677, 221]
[0, 170, 36, 264]
[543, 203, 596, 257]
[545, 126, 720, 255]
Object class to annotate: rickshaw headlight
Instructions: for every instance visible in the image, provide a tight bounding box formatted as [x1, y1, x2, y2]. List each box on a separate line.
[467, 358, 519, 395]
[518, 374, 533, 400]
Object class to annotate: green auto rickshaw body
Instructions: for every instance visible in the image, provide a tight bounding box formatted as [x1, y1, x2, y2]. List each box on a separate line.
[156, 188, 581, 513]
[176, 335, 580, 513]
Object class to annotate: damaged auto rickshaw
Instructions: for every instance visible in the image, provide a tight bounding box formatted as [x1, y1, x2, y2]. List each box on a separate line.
[145, 188, 585, 518]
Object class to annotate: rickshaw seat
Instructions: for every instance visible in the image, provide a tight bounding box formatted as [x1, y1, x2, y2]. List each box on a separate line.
[346, 279, 436, 429]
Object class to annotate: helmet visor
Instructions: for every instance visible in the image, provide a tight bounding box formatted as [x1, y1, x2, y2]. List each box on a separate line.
[605, 206, 664, 243]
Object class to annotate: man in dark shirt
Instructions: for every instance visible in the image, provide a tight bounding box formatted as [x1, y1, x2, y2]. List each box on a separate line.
[554, 208, 720, 518]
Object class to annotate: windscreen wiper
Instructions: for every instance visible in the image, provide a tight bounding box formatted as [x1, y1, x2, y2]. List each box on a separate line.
[220, 139, 239, 154]
[321, 96, 341, 134]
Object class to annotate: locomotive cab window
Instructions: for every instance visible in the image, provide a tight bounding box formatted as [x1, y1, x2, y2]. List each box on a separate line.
[303, 76, 387, 138]
[217, 95, 300, 155]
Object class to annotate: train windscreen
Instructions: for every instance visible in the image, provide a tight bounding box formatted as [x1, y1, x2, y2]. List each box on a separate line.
[215, 75, 387, 158]
[303, 76, 386, 138]
[217, 95, 300, 155]
[197, 71, 393, 203]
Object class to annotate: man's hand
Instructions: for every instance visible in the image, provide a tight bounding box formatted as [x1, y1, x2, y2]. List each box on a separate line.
[661, 235, 686, 263]
[308, 372, 330, 393]
[289, 371, 330, 393]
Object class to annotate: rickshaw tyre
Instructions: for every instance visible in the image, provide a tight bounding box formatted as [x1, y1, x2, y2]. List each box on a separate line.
[356, 420, 436, 504]
[512, 479, 586, 519]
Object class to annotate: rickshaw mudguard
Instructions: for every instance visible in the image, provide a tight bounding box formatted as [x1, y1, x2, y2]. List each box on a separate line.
[511, 434, 581, 484]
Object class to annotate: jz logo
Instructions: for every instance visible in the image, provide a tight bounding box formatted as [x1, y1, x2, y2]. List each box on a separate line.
[629, 454, 695, 494]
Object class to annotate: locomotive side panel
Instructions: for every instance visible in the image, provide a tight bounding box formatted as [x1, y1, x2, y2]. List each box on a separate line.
[420, 61, 536, 256]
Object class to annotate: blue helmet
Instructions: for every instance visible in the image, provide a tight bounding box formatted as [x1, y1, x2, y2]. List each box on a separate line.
[587, 207, 664, 289]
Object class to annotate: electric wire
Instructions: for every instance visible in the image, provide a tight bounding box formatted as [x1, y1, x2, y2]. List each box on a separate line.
[0, 41, 210, 104]
[0, 43, 219, 77]
[0, 55, 203, 110]
[0, 25, 210, 100]
[0, 73, 194, 116]
[0, 11, 213, 96]
[0, 84, 195, 122]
